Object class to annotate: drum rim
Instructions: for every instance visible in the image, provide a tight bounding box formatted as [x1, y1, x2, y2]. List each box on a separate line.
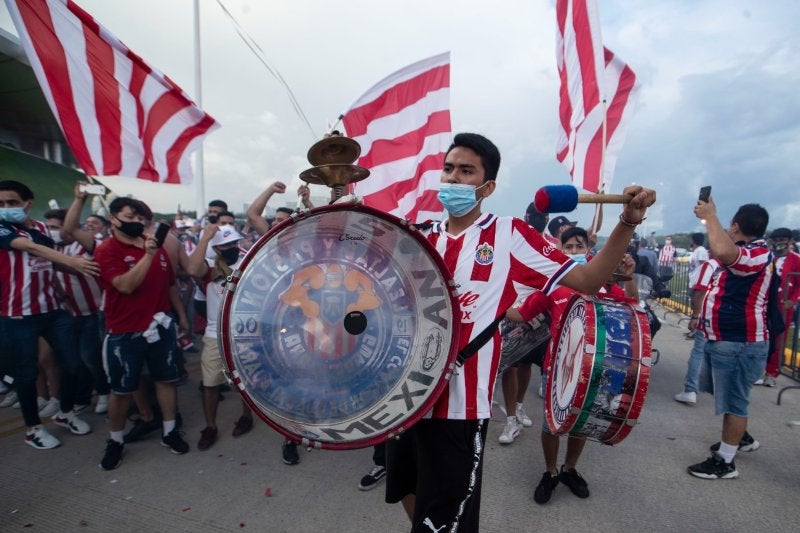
[218, 203, 462, 449]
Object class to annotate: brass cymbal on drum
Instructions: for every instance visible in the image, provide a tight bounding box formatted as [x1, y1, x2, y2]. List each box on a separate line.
[300, 134, 370, 200]
[299, 164, 370, 188]
[307, 136, 361, 166]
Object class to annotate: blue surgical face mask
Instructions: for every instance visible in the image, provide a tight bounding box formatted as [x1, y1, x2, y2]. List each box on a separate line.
[567, 253, 588, 265]
[437, 183, 487, 217]
[0, 207, 27, 223]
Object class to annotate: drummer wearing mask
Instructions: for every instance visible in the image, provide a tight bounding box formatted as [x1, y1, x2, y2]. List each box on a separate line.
[186, 223, 254, 451]
[384, 132, 655, 533]
[508, 226, 637, 505]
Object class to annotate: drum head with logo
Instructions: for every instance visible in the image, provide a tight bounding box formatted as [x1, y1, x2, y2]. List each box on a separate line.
[219, 204, 460, 449]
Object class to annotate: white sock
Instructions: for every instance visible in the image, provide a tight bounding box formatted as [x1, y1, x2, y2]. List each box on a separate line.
[163, 419, 176, 436]
[110, 431, 124, 444]
[717, 442, 738, 463]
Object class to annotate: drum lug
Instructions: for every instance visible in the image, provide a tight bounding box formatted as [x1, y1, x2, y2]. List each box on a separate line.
[289, 209, 308, 222]
[222, 369, 236, 387]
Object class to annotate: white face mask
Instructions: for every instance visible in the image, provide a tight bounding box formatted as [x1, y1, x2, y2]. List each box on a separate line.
[49, 230, 62, 244]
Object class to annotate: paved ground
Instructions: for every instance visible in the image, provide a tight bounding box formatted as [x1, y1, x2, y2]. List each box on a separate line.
[2, 306, 799, 532]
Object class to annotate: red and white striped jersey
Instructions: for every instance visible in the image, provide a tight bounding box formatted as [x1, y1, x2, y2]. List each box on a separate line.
[700, 240, 772, 342]
[692, 259, 720, 291]
[54, 240, 103, 316]
[423, 214, 575, 420]
[0, 220, 60, 317]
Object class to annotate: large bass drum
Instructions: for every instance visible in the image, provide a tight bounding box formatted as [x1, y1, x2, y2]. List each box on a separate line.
[219, 204, 460, 450]
[544, 294, 651, 445]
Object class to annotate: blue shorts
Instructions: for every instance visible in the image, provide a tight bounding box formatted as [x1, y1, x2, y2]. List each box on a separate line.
[103, 326, 178, 394]
[699, 340, 768, 417]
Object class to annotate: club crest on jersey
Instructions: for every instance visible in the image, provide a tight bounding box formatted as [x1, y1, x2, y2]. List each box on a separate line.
[475, 242, 494, 265]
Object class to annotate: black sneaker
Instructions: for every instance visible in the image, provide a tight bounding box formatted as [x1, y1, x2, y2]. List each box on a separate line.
[100, 439, 124, 470]
[688, 454, 738, 479]
[358, 465, 387, 491]
[161, 429, 189, 455]
[123, 417, 161, 443]
[533, 471, 559, 504]
[282, 440, 300, 465]
[558, 466, 590, 498]
[709, 431, 759, 453]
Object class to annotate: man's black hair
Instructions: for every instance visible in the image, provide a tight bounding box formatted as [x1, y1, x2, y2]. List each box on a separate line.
[217, 210, 236, 220]
[276, 207, 294, 216]
[109, 197, 148, 217]
[769, 227, 793, 240]
[86, 214, 110, 227]
[690, 232, 705, 247]
[0, 180, 34, 200]
[44, 208, 67, 222]
[732, 203, 769, 239]
[525, 202, 548, 233]
[445, 133, 501, 182]
[560, 226, 589, 246]
[208, 199, 228, 210]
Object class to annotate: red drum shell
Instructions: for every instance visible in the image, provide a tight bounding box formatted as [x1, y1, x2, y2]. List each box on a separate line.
[219, 204, 460, 450]
[544, 294, 651, 445]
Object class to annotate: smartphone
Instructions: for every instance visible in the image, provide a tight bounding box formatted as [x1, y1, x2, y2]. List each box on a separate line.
[47, 199, 59, 209]
[698, 186, 711, 202]
[80, 184, 106, 195]
[154, 222, 171, 248]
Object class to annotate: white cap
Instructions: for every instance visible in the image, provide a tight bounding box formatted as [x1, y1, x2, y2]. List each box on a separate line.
[210, 226, 243, 247]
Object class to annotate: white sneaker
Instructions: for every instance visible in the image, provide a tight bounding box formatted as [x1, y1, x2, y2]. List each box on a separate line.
[2, 391, 19, 408]
[498, 419, 521, 445]
[789, 420, 800, 427]
[674, 391, 697, 404]
[38, 397, 60, 418]
[516, 404, 533, 427]
[52, 411, 91, 435]
[0, 381, 8, 394]
[753, 377, 764, 385]
[25, 425, 61, 449]
[94, 395, 109, 415]
[762, 375, 777, 387]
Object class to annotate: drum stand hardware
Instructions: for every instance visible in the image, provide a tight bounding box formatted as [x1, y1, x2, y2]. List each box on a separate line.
[299, 135, 370, 200]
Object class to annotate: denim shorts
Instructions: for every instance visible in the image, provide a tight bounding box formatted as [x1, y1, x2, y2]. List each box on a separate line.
[103, 326, 178, 394]
[699, 340, 768, 417]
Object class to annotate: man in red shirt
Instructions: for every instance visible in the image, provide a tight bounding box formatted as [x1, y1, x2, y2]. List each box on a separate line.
[760, 227, 800, 386]
[94, 197, 189, 470]
[0, 180, 98, 449]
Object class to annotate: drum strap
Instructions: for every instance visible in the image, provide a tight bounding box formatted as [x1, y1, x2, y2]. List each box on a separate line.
[456, 312, 506, 366]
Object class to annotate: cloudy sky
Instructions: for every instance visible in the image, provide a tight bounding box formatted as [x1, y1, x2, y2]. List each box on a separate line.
[2, 0, 799, 234]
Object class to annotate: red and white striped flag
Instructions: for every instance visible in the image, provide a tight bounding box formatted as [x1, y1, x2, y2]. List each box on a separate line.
[5, 0, 219, 184]
[555, 0, 639, 193]
[340, 52, 451, 223]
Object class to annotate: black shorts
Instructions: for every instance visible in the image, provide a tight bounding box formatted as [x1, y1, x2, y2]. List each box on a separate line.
[386, 418, 488, 533]
[514, 340, 548, 368]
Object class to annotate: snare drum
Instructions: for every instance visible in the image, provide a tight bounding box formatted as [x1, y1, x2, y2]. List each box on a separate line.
[544, 294, 651, 445]
[219, 203, 460, 450]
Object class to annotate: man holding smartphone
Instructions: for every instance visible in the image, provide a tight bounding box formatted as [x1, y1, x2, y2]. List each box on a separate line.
[688, 197, 771, 479]
[93, 197, 189, 470]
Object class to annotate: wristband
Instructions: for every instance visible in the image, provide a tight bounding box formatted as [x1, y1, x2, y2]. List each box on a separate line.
[619, 213, 645, 227]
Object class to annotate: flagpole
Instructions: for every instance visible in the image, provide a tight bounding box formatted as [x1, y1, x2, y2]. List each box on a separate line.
[193, 0, 206, 219]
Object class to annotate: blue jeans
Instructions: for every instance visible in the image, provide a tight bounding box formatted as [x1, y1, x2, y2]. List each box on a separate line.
[103, 326, 178, 394]
[73, 314, 110, 397]
[699, 340, 768, 417]
[0, 311, 82, 427]
[682, 329, 707, 393]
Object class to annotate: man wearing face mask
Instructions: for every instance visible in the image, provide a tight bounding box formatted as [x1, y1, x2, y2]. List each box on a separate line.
[0, 180, 99, 450]
[758, 227, 800, 387]
[185, 223, 254, 450]
[384, 133, 656, 533]
[93, 197, 189, 470]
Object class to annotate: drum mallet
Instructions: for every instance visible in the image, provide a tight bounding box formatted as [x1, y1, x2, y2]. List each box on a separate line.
[534, 185, 633, 214]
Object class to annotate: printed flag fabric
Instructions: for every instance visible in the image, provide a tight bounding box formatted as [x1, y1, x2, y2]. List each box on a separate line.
[5, 0, 219, 184]
[555, 0, 639, 193]
[341, 52, 451, 223]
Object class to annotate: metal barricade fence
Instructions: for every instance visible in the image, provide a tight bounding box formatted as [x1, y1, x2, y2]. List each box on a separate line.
[779, 272, 800, 382]
[657, 258, 692, 318]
